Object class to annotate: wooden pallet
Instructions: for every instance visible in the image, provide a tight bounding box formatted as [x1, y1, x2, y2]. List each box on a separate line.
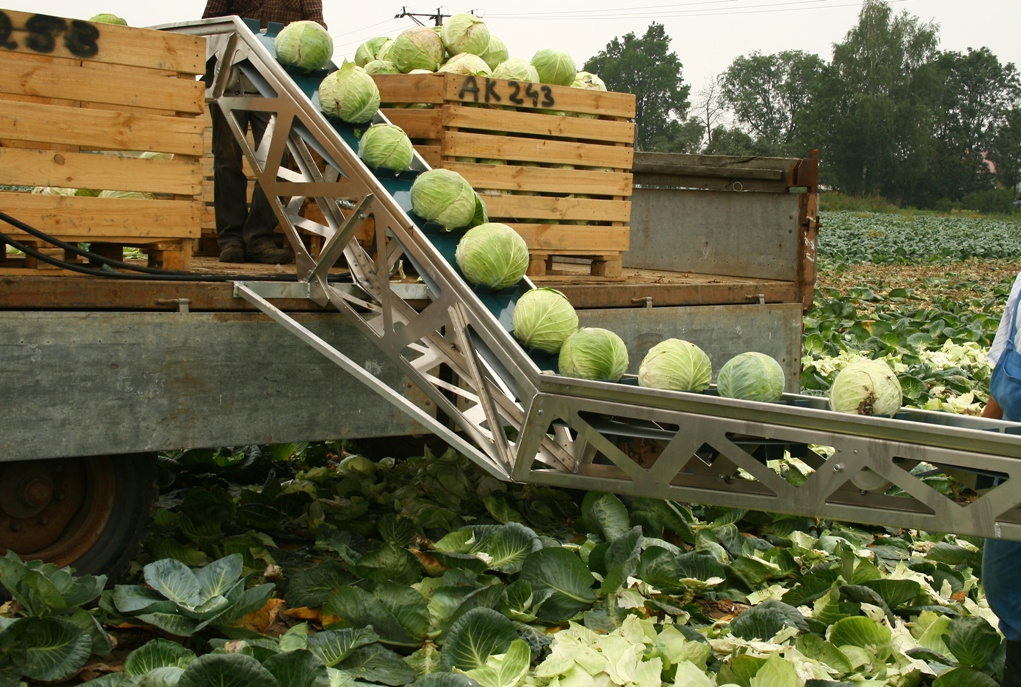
[0, 9, 206, 273]
[373, 73, 635, 278]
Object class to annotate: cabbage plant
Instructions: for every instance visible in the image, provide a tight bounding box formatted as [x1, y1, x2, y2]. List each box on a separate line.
[531, 48, 577, 86]
[512, 288, 579, 354]
[90, 13, 127, 25]
[354, 36, 390, 66]
[493, 58, 539, 82]
[438, 53, 492, 76]
[410, 169, 476, 230]
[717, 351, 786, 402]
[440, 13, 490, 56]
[559, 327, 629, 382]
[455, 222, 529, 290]
[363, 59, 400, 75]
[638, 339, 713, 392]
[358, 123, 414, 173]
[275, 20, 333, 72]
[829, 358, 903, 416]
[319, 62, 380, 123]
[479, 35, 509, 70]
[390, 26, 445, 73]
[572, 71, 607, 91]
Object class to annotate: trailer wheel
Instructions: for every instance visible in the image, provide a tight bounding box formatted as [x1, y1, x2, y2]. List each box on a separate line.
[0, 453, 157, 579]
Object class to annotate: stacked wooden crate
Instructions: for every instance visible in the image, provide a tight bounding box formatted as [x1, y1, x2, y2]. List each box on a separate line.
[0, 9, 206, 272]
[374, 73, 636, 278]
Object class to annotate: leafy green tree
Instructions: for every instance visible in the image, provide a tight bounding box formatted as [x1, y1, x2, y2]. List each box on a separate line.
[921, 48, 1021, 205]
[805, 0, 939, 202]
[720, 50, 825, 152]
[584, 23, 690, 151]
[989, 105, 1021, 199]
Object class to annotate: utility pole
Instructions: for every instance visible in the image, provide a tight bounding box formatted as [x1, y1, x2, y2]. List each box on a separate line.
[394, 7, 449, 26]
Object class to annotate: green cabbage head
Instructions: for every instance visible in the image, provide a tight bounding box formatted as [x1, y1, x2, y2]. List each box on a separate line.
[275, 20, 333, 71]
[319, 62, 380, 123]
[512, 288, 579, 354]
[493, 58, 539, 83]
[354, 36, 391, 66]
[410, 169, 476, 230]
[390, 26, 445, 72]
[559, 328, 629, 382]
[531, 48, 577, 86]
[440, 13, 490, 56]
[638, 339, 712, 392]
[358, 124, 414, 173]
[717, 352, 785, 402]
[572, 71, 607, 91]
[439, 53, 492, 76]
[455, 222, 529, 290]
[363, 59, 400, 75]
[480, 35, 509, 70]
[90, 13, 127, 25]
[829, 358, 902, 416]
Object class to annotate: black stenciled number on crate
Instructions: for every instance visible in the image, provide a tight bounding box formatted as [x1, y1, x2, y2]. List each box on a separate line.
[0, 11, 18, 50]
[0, 12, 101, 57]
[458, 76, 555, 109]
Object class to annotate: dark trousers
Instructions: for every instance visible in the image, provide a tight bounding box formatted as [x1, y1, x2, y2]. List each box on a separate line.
[211, 103, 278, 250]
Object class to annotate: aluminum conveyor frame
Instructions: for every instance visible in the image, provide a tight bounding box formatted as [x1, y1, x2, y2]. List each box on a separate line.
[165, 17, 1021, 541]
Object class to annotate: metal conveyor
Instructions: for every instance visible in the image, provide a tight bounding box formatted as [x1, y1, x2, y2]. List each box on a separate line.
[166, 16, 1021, 541]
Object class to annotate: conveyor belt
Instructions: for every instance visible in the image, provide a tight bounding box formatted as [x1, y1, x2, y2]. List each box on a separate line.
[165, 16, 1021, 541]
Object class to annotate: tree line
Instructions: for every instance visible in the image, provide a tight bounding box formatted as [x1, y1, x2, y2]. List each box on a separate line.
[584, 0, 1021, 212]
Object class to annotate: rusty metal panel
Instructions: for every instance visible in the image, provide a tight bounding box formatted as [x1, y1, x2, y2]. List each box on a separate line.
[0, 311, 432, 462]
[626, 187, 801, 282]
[577, 303, 803, 389]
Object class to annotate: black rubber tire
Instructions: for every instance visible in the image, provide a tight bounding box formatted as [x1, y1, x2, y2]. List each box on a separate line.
[0, 453, 157, 581]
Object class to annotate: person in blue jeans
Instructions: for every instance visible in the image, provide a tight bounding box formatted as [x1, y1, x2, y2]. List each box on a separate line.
[203, 0, 327, 264]
[982, 271, 1021, 686]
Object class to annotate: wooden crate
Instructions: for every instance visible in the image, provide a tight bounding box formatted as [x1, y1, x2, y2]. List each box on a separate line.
[0, 9, 206, 272]
[373, 73, 636, 278]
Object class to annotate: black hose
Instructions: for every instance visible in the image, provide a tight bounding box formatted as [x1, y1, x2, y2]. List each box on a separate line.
[0, 209, 344, 283]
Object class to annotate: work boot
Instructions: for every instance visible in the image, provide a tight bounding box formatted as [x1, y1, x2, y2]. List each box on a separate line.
[247, 242, 294, 265]
[219, 242, 245, 263]
[1005, 640, 1021, 687]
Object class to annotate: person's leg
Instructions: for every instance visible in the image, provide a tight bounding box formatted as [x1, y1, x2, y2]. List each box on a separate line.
[211, 103, 248, 262]
[983, 538, 1021, 686]
[241, 112, 293, 264]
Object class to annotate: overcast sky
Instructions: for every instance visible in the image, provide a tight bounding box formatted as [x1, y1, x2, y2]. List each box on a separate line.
[5, 0, 1018, 98]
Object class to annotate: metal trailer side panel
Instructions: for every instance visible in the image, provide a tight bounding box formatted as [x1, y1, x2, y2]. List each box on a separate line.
[578, 303, 803, 389]
[0, 311, 430, 462]
[625, 187, 802, 282]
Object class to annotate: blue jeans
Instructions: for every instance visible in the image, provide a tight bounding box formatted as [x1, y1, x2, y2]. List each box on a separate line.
[211, 103, 278, 250]
[985, 537, 1021, 641]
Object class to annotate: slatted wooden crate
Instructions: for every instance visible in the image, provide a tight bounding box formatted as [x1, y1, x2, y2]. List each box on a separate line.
[0, 9, 206, 272]
[373, 73, 636, 278]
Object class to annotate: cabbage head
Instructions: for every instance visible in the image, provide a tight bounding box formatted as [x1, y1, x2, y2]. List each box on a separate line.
[390, 26, 445, 72]
[319, 62, 380, 123]
[717, 352, 785, 402]
[638, 339, 712, 392]
[90, 13, 127, 25]
[440, 13, 490, 56]
[531, 48, 577, 86]
[410, 169, 476, 230]
[512, 288, 578, 354]
[559, 328, 629, 382]
[139, 151, 174, 160]
[493, 58, 539, 83]
[354, 36, 390, 66]
[275, 20, 333, 71]
[99, 190, 156, 200]
[480, 35, 509, 70]
[439, 53, 492, 76]
[358, 124, 414, 173]
[32, 186, 77, 196]
[829, 358, 902, 416]
[572, 71, 607, 91]
[363, 59, 400, 75]
[469, 192, 489, 228]
[455, 222, 529, 290]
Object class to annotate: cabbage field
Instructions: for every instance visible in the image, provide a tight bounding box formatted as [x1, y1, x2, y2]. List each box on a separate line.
[2, 211, 1020, 686]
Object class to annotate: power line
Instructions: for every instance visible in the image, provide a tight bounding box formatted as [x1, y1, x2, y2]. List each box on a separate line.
[486, 0, 905, 21]
[394, 6, 450, 26]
